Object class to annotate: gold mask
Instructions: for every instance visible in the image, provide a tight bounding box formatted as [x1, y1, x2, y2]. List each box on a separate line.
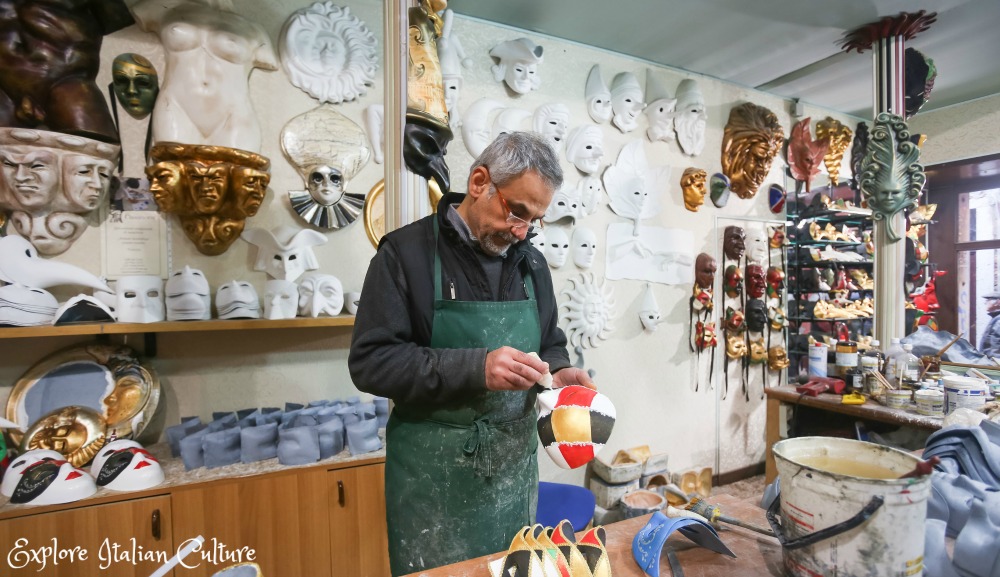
[768, 346, 790, 371]
[22, 406, 107, 468]
[721, 103, 784, 199]
[680, 167, 707, 212]
[749, 339, 767, 365]
[725, 334, 747, 359]
[815, 117, 852, 186]
[147, 143, 270, 255]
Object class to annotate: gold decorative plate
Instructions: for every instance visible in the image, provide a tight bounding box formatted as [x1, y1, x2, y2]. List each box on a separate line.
[364, 178, 443, 248]
[6, 344, 159, 448]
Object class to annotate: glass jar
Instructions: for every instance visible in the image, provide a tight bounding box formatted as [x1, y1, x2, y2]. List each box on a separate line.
[835, 340, 859, 378]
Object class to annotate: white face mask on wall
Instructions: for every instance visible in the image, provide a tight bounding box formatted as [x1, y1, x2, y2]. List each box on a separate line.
[263, 280, 299, 320]
[116, 275, 165, 323]
[545, 227, 570, 269]
[572, 227, 598, 269]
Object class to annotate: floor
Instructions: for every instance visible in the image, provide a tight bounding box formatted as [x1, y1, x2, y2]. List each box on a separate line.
[713, 473, 767, 503]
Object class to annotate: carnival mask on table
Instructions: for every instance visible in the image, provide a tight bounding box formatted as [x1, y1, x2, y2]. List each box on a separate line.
[695, 321, 717, 350]
[721, 103, 785, 199]
[723, 265, 743, 298]
[724, 307, 745, 333]
[536, 385, 615, 469]
[9, 459, 96, 505]
[768, 346, 791, 371]
[745, 299, 768, 333]
[723, 226, 745, 261]
[681, 168, 708, 212]
[766, 266, 785, 299]
[1, 450, 63, 497]
[745, 264, 765, 299]
[95, 447, 164, 492]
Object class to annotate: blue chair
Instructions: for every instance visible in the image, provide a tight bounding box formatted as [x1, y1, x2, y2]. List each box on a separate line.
[537, 481, 596, 531]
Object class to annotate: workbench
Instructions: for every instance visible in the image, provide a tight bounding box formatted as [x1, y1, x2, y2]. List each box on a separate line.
[764, 384, 944, 483]
[402, 494, 784, 577]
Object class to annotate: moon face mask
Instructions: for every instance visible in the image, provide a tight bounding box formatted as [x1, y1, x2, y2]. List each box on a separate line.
[116, 275, 165, 324]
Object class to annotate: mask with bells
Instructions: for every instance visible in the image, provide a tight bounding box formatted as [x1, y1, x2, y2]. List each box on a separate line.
[116, 276, 165, 324]
[725, 334, 747, 359]
[746, 299, 767, 333]
[768, 346, 791, 371]
[766, 266, 785, 299]
[749, 338, 767, 365]
[695, 321, 717, 350]
[724, 307, 745, 333]
[724, 265, 743, 298]
[745, 264, 765, 299]
[723, 226, 745, 261]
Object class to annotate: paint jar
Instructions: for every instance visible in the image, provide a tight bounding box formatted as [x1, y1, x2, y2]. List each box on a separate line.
[885, 389, 912, 409]
[808, 343, 828, 378]
[835, 340, 858, 378]
[914, 389, 945, 416]
[845, 367, 865, 392]
[941, 376, 988, 414]
[920, 355, 941, 375]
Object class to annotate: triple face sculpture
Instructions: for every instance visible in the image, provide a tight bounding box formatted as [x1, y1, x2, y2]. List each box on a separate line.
[146, 143, 271, 255]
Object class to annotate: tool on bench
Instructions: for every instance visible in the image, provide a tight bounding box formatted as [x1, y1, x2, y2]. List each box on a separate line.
[795, 374, 846, 396]
[685, 497, 775, 537]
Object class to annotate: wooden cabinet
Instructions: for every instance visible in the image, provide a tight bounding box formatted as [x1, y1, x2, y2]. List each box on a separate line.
[0, 495, 173, 577]
[329, 463, 390, 577]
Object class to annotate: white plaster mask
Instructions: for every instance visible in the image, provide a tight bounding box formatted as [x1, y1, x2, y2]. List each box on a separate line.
[461, 98, 505, 158]
[115, 275, 165, 324]
[1, 450, 63, 497]
[216, 280, 260, 320]
[89, 439, 142, 478]
[263, 279, 298, 320]
[489, 37, 543, 94]
[578, 176, 604, 216]
[165, 265, 211, 321]
[493, 107, 531, 136]
[639, 283, 662, 332]
[674, 78, 707, 157]
[438, 9, 471, 130]
[8, 459, 96, 505]
[533, 103, 569, 151]
[297, 274, 344, 317]
[610, 72, 645, 133]
[241, 226, 328, 282]
[0, 283, 58, 326]
[644, 69, 676, 143]
[543, 185, 582, 224]
[565, 125, 605, 175]
[572, 227, 598, 269]
[585, 64, 612, 123]
[0, 235, 110, 293]
[528, 227, 546, 253]
[544, 227, 570, 269]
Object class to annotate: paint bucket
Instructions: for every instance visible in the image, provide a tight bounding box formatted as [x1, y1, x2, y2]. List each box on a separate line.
[914, 389, 944, 416]
[808, 343, 828, 378]
[941, 376, 988, 414]
[885, 389, 912, 410]
[768, 437, 931, 577]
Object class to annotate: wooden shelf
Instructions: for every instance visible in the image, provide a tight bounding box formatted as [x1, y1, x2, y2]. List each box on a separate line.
[0, 315, 355, 339]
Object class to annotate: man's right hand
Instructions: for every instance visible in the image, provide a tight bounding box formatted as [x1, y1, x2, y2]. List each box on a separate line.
[485, 347, 548, 391]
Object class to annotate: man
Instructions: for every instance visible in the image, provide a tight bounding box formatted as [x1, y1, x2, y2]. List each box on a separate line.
[349, 132, 594, 576]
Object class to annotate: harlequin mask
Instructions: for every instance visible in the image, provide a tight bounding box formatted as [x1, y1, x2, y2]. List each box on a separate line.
[725, 335, 747, 359]
[724, 265, 742, 298]
[692, 285, 713, 312]
[769, 306, 787, 331]
[1, 450, 63, 497]
[766, 267, 785, 299]
[723, 226, 745, 261]
[724, 307, 745, 333]
[89, 439, 142, 478]
[695, 321, 717, 350]
[745, 264, 765, 299]
[746, 299, 768, 332]
[536, 386, 615, 469]
[96, 447, 164, 492]
[9, 459, 96, 505]
[749, 339, 767, 365]
[768, 226, 786, 248]
[695, 253, 717, 290]
[768, 346, 790, 371]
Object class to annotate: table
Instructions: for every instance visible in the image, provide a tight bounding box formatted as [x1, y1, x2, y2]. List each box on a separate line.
[764, 385, 943, 483]
[403, 494, 784, 577]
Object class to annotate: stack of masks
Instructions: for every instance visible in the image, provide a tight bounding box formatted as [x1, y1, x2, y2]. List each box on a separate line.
[487, 520, 611, 577]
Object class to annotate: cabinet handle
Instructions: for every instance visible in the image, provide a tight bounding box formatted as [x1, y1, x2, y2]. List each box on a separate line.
[151, 509, 161, 541]
[338, 480, 345, 507]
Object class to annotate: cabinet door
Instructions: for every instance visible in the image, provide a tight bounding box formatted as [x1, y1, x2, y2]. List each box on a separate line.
[0, 495, 173, 577]
[171, 469, 331, 577]
[329, 463, 390, 577]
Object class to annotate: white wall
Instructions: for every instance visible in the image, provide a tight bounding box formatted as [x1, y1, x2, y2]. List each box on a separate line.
[0, 0, 860, 481]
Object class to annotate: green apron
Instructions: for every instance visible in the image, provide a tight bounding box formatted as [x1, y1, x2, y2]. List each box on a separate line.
[384, 222, 542, 576]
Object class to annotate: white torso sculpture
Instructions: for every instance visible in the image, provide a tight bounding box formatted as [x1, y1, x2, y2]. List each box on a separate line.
[131, 0, 278, 151]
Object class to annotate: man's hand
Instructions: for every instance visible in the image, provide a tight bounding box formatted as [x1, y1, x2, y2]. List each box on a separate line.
[485, 347, 549, 391]
[551, 367, 596, 390]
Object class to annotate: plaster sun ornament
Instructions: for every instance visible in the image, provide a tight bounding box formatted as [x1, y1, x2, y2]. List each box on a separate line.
[263, 280, 299, 320]
[131, 0, 278, 152]
[673, 79, 707, 156]
[215, 280, 260, 320]
[565, 125, 605, 176]
[644, 69, 676, 143]
[279, 2, 377, 104]
[543, 184, 583, 225]
[610, 72, 645, 133]
[859, 112, 925, 242]
[297, 274, 344, 317]
[721, 103, 785, 200]
[578, 176, 604, 216]
[639, 283, 663, 332]
[461, 98, 505, 158]
[604, 140, 667, 222]
[489, 37, 543, 95]
[585, 64, 612, 123]
[116, 275, 165, 324]
[165, 266, 211, 321]
[0, 128, 120, 255]
[680, 167, 707, 212]
[560, 272, 615, 349]
[815, 117, 853, 186]
[533, 103, 570, 152]
[438, 9, 473, 131]
[281, 105, 371, 230]
[572, 227, 598, 269]
[544, 227, 570, 269]
[241, 225, 328, 282]
[788, 118, 829, 193]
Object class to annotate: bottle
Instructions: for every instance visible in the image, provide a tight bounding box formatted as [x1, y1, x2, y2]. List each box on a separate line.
[860, 340, 884, 373]
[835, 340, 859, 378]
[883, 338, 904, 384]
[895, 344, 922, 389]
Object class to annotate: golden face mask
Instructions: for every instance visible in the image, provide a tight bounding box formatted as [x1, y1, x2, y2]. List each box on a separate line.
[749, 339, 767, 365]
[680, 167, 707, 212]
[768, 346, 790, 371]
[147, 143, 270, 255]
[725, 334, 747, 359]
[815, 117, 852, 187]
[721, 103, 785, 199]
[22, 406, 107, 468]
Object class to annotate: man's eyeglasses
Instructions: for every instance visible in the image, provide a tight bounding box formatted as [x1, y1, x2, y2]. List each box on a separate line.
[494, 184, 542, 231]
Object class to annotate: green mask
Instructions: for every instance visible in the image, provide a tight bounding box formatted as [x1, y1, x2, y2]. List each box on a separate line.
[112, 53, 159, 120]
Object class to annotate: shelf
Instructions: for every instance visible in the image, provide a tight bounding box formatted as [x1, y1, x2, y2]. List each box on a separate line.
[0, 316, 356, 339]
[788, 260, 874, 268]
[786, 210, 872, 224]
[787, 240, 864, 248]
[791, 289, 874, 295]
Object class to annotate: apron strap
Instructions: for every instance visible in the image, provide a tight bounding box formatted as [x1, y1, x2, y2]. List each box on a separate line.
[463, 419, 494, 478]
[433, 218, 444, 301]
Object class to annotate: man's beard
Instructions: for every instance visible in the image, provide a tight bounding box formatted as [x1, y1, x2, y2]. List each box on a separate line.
[474, 231, 517, 256]
[676, 114, 706, 155]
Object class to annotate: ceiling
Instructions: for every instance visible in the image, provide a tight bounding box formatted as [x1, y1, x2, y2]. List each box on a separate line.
[448, 0, 1000, 118]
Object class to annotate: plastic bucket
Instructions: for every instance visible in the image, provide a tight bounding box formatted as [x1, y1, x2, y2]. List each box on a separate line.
[914, 389, 944, 416]
[941, 376, 987, 414]
[769, 437, 931, 577]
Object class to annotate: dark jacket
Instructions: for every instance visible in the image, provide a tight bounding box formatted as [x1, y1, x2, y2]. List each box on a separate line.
[349, 192, 571, 408]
